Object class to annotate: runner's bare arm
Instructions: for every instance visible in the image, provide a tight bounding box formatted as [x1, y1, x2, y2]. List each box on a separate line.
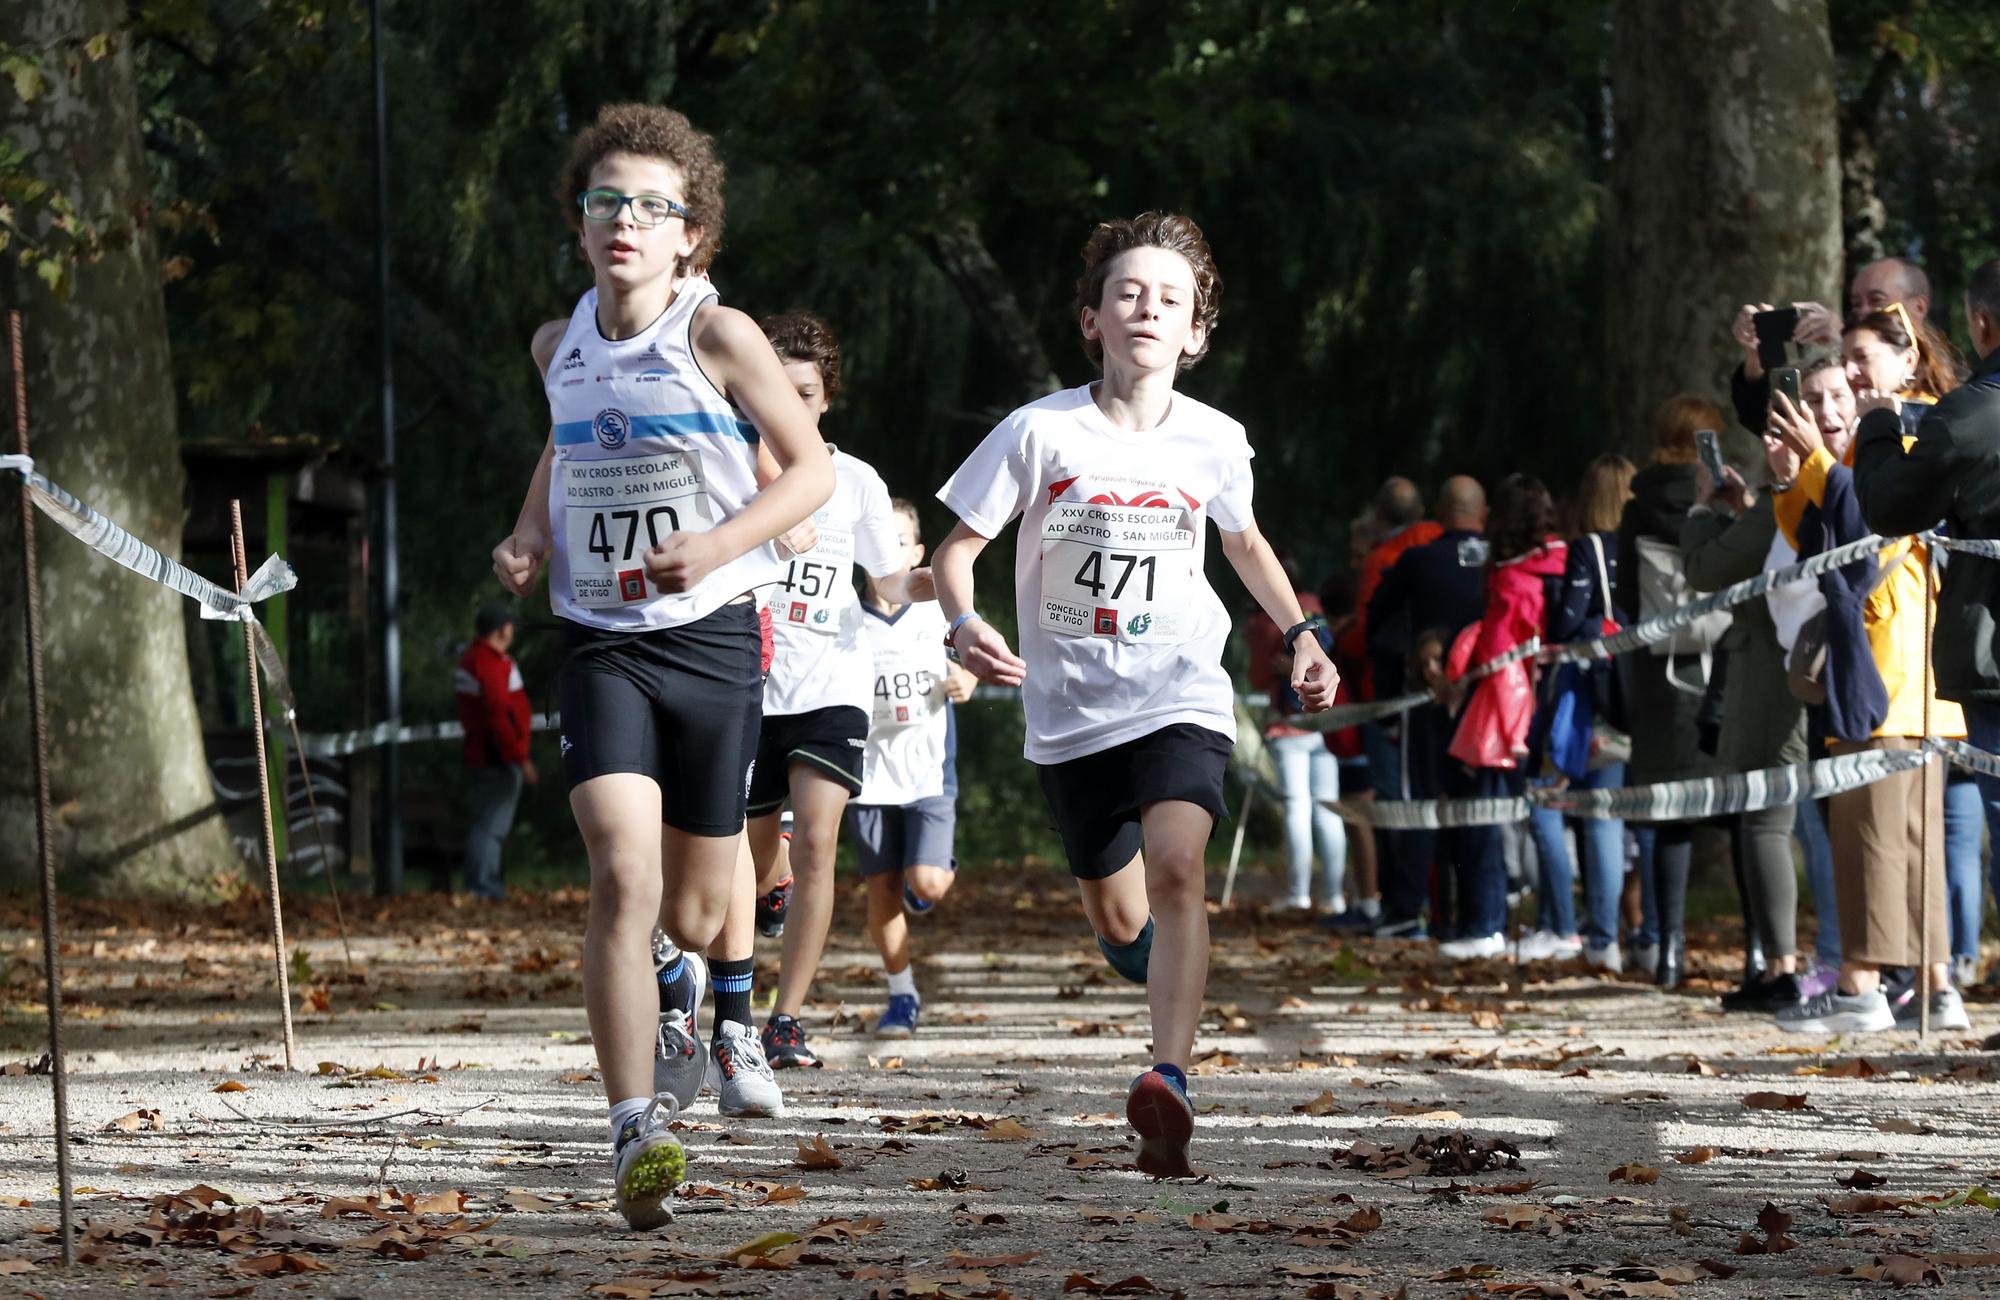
[492, 319, 569, 596]
[1220, 517, 1338, 711]
[755, 440, 819, 556]
[644, 303, 833, 593]
[933, 521, 1025, 686]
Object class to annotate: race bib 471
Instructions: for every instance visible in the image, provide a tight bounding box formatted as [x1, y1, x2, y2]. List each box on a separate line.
[1039, 501, 1196, 644]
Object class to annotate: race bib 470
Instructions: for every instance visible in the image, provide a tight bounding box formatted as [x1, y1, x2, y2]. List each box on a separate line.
[1039, 501, 1196, 644]
[561, 451, 715, 608]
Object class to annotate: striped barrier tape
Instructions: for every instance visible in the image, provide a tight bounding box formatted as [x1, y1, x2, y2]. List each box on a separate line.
[2, 455, 294, 622]
[1322, 742, 1984, 829]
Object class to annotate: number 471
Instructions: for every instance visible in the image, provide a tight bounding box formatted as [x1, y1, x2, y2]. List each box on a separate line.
[1072, 551, 1155, 600]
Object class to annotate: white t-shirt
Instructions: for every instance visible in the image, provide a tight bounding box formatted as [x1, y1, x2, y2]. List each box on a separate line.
[937, 383, 1255, 764]
[856, 601, 954, 805]
[764, 448, 904, 716]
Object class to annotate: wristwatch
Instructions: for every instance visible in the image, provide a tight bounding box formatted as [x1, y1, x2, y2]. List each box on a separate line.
[1282, 619, 1321, 653]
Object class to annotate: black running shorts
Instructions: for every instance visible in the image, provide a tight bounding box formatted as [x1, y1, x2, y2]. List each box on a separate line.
[746, 704, 870, 816]
[1035, 723, 1233, 880]
[555, 601, 763, 837]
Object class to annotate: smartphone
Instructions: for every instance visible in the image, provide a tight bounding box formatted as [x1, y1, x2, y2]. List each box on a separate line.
[1772, 365, 1802, 409]
[1752, 306, 1801, 371]
[1695, 429, 1726, 486]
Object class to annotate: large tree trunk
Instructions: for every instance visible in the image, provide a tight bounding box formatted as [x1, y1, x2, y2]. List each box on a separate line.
[0, 0, 238, 896]
[1606, 0, 1843, 453]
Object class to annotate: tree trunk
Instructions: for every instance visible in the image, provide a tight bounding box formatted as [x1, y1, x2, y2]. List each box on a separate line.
[1838, 49, 1902, 277]
[916, 217, 1062, 400]
[0, 0, 239, 896]
[1606, 0, 1842, 453]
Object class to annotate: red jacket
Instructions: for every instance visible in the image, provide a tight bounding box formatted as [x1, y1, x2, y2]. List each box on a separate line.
[1448, 540, 1567, 771]
[456, 640, 531, 768]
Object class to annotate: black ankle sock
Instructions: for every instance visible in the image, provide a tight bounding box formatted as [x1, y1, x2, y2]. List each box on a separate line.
[655, 952, 699, 1014]
[711, 957, 753, 1029]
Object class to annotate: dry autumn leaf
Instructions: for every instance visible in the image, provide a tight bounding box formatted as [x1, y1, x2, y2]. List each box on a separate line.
[1063, 1273, 1170, 1295]
[795, 1135, 843, 1170]
[104, 1108, 164, 1133]
[980, 1117, 1031, 1142]
[1293, 1090, 1344, 1116]
[212, 1080, 249, 1093]
[237, 1251, 331, 1275]
[1742, 1091, 1809, 1111]
[1673, 1147, 1718, 1165]
[1609, 1164, 1660, 1185]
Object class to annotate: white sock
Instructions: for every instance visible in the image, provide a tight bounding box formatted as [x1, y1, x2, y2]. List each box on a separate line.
[1358, 897, 1382, 920]
[608, 1096, 650, 1149]
[885, 965, 918, 1000]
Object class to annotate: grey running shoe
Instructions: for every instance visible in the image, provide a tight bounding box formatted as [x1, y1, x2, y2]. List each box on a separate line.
[710, 1019, 786, 1119]
[1893, 986, 1971, 1033]
[1776, 987, 1895, 1034]
[612, 1094, 685, 1230]
[652, 950, 707, 1111]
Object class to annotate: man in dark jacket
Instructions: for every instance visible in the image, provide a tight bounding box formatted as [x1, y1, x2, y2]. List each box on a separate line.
[1851, 258, 2000, 900]
[1365, 476, 1488, 936]
[456, 602, 537, 900]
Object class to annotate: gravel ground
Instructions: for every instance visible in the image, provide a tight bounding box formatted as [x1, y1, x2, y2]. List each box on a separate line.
[3, 875, 2000, 1298]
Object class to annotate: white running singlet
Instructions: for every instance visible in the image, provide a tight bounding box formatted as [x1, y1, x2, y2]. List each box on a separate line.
[763, 448, 904, 716]
[856, 600, 953, 805]
[937, 384, 1255, 764]
[543, 281, 779, 631]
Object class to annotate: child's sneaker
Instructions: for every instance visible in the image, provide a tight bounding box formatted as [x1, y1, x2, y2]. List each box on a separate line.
[902, 882, 935, 914]
[652, 951, 707, 1110]
[1126, 1068, 1195, 1179]
[710, 1020, 786, 1118]
[874, 993, 920, 1039]
[756, 873, 794, 939]
[761, 1013, 819, 1068]
[611, 1095, 686, 1231]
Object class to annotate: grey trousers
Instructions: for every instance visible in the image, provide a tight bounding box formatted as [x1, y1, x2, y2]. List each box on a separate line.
[464, 764, 524, 899]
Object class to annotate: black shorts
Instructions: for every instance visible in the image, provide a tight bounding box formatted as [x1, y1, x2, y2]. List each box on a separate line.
[1034, 723, 1233, 880]
[555, 602, 763, 837]
[746, 705, 869, 816]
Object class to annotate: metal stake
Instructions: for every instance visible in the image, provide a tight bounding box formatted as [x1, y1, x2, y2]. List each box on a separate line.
[13, 310, 73, 1267]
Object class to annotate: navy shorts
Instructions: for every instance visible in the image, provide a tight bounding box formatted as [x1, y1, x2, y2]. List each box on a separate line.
[555, 601, 763, 837]
[1034, 723, 1233, 880]
[848, 797, 957, 877]
[746, 705, 870, 816]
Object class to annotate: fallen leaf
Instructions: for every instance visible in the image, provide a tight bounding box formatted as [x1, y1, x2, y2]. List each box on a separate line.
[1293, 1090, 1344, 1116]
[1063, 1274, 1169, 1295]
[1742, 1092, 1810, 1111]
[946, 1251, 1039, 1268]
[212, 1080, 249, 1093]
[1610, 1164, 1660, 1185]
[723, 1230, 801, 1260]
[1839, 1168, 1890, 1190]
[1873, 1117, 1937, 1136]
[105, 1108, 165, 1133]
[401, 1189, 467, 1215]
[1673, 1147, 1718, 1165]
[1825, 1193, 1913, 1217]
[796, 1135, 843, 1171]
[981, 1117, 1031, 1142]
[237, 1252, 331, 1275]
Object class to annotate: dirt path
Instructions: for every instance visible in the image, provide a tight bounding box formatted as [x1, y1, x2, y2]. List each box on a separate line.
[4, 876, 2000, 1298]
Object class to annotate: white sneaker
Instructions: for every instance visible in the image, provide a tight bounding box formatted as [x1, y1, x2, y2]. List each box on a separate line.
[652, 950, 707, 1111]
[1270, 896, 1314, 914]
[1777, 987, 1896, 1034]
[710, 1019, 786, 1119]
[612, 1094, 685, 1231]
[1512, 930, 1567, 961]
[1583, 941, 1624, 974]
[1437, 932, 1506, 961]
[1894, 986, 1971, 1033]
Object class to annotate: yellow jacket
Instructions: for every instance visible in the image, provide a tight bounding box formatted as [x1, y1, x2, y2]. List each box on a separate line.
[1796, 448, 1964, 741]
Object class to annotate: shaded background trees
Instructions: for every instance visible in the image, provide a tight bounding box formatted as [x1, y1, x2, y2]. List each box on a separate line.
[4, 0, 1998, 891]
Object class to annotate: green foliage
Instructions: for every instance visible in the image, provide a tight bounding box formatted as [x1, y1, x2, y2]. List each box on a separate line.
[65, 0, 1998, 874]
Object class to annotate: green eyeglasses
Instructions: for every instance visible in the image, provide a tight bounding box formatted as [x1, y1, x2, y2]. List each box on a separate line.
[578, 189, 689, 227]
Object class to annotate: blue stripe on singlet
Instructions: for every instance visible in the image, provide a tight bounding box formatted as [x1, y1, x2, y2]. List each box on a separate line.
[553, 410, 759, 446]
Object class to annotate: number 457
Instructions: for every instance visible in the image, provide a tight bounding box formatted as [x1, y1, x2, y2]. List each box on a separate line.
[1072, 551, 1155, 600]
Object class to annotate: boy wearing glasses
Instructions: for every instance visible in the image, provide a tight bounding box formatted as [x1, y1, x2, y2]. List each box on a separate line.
[490, 104, 831, 1230]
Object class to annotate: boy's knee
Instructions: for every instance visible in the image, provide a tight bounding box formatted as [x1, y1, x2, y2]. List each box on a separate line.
[905, 865, 953, 904]
[1147, 852, 1206, 900]
[790, 824, 839, 873]
[660, 893, 723, 952]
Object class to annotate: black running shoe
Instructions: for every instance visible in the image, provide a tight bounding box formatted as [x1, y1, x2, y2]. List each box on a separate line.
[756, 873, 793, 939]
[761, 1013, 819, 1069]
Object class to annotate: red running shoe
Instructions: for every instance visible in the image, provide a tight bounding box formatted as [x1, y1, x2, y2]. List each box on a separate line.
[756, 872, 793, 939]
[1126, 1068, 1194, 1178]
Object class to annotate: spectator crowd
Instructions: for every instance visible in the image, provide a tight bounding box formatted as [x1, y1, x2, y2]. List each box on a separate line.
[1240, 254, 2000, 1036]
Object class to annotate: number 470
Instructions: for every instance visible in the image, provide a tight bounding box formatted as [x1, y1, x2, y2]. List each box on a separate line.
[1072, 551, 1155, 600]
